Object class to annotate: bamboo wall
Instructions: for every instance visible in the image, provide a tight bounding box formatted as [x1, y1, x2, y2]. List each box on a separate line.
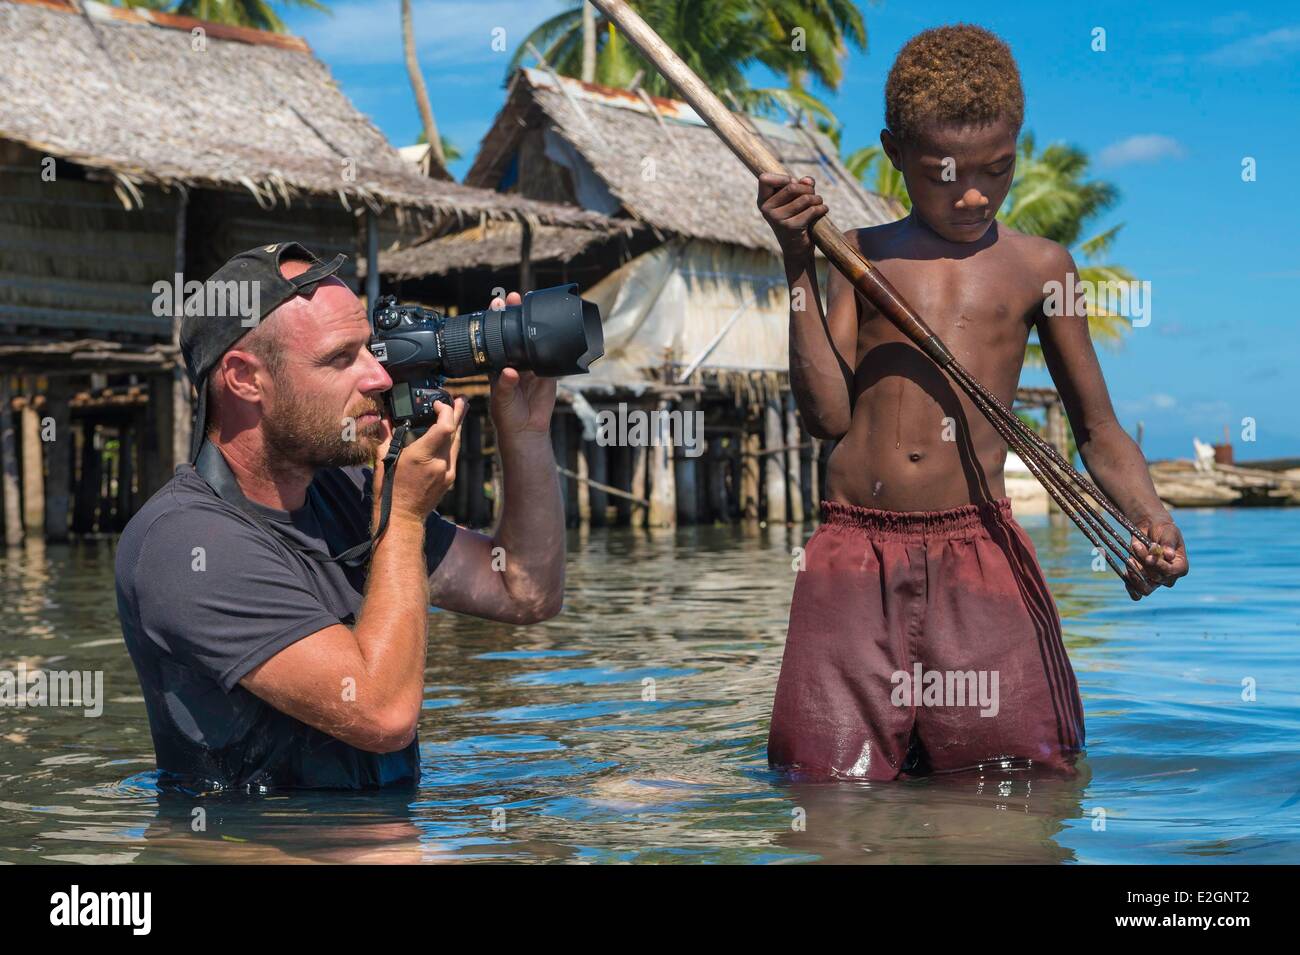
[0, 141, 176, 339]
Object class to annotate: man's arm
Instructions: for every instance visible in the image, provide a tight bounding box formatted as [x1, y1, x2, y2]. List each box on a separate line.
[239, 519, 429, 753]
[1035, 245, 1189, 598]
[239, 400, 464, 752]
[427, 290, 565, 624]
[427, 423, 564, 625]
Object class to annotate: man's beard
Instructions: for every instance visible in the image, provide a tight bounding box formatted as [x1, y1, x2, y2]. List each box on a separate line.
[261, 378, 385, 472]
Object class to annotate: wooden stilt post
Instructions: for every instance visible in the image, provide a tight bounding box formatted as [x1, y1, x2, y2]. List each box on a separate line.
[577, 433, 591, 524]
[629, 440, 647, 528]
[130, 399, 149, 507]
[764, 396, 786, 523]
[784, 392, 804, 523]
[452, 422, 470, 522]
[809, 436, 821, 513]
[696, 433, 709, 522]
[1045, 398, 1068, 459]
[726, 429, 740, 521]
[172, 192, 192, 470]
[707, 433, 728, 522]
[74, 421, 100, 533]
[1, 376, 22, 545]
[1045, 398, 1067, 514]
[465, 408, 488, 527]
[610, 440, 631, 526]
[20, 386, 43, 537]
[551, 411, 578, 527]
[674, 397, 698, 525]
[42, 379, 71, 541]
[741, 413, 760, 522]
[116, 424, 135, 531]
[649, 396, 676, 527]
[144, 371, 174, 497]
[97, 430, 114, 529]
[587, 436, 608, 527]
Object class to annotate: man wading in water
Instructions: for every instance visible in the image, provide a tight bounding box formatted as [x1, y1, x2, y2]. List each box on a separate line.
[116, 243, 565, 791]
[759, 25, 1189, 780]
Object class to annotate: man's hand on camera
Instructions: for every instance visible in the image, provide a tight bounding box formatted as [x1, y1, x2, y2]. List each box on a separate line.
[371, 396, 465, 527]
[488, 291, 557, 441]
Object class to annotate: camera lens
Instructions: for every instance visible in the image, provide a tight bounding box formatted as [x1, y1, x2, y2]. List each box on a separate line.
[438, 284, 603, 379]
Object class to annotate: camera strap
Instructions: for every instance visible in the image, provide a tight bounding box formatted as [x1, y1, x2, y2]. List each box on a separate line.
[193, 425, 410, 569]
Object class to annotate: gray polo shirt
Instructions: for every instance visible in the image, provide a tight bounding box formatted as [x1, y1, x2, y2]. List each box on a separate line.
[115, 458, 457, 792]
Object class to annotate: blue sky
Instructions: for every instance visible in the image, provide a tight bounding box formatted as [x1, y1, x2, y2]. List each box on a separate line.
[283, 1, 1300, 461]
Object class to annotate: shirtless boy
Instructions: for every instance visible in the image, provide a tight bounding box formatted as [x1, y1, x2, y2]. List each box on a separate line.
[758, 24, 1189, 780]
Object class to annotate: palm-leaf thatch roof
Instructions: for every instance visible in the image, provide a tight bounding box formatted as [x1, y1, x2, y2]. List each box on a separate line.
[467, 68, 902, 253]
[0, 0, 611, 230]
[381, 219, 646, 280]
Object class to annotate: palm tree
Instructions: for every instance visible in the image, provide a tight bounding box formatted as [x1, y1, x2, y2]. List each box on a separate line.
[1001, 135, 1132, 362]
[402, 0, 445, 169]
[114, 0, 329, 33]
[843, 143, 906, 206]
[510, 0, 866, 127]
[845, 134, 1135, 364]
[581, 1, 597, 82]
[414, 131, 463, 163]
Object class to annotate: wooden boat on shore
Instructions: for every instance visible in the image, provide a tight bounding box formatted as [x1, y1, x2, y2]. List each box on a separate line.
[1149, 459, 1300, 508]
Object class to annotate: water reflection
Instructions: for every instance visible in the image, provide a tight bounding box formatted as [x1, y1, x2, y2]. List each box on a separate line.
[1, 509, 1298, 863]
[773, 764, 1090, 864]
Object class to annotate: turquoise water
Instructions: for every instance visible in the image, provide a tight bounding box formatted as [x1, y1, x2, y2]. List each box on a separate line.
[0, 507, 1296, 863]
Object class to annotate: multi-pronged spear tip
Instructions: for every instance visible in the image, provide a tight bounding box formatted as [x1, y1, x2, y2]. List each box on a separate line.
[947, 361, 1148, 582]
[589, 0, 1155, 587]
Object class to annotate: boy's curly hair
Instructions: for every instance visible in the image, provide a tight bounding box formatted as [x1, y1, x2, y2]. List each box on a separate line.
[885, 24, 1024, 142]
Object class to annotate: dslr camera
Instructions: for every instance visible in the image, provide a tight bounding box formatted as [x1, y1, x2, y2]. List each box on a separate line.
[368, 284, 604, 435]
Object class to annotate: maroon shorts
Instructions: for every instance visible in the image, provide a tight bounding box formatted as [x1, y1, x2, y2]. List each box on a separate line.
[768, 498, 1085, 780]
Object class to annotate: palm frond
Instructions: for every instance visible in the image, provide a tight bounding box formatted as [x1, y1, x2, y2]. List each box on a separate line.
[1077, 224, 1124, 261]
[508, 6, 585, 72]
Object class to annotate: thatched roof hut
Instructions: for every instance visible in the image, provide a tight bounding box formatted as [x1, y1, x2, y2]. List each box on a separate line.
[0, 0, 634, 534]
[387, 69, 901, 358]
[0, 0, 609, 231]
[465, 68, 900, 252]
[395, 68, 902, 396]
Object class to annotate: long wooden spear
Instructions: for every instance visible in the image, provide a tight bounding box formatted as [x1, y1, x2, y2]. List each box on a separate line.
[587, 0, 1152, 582]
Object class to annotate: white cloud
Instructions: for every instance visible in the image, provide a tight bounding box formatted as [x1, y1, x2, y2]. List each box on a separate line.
[1097, 134, 1187, 167]
[1156, 11, 1253, 36]
[1204, 25, 1300, 66]
[1116, 393, 1180, 416]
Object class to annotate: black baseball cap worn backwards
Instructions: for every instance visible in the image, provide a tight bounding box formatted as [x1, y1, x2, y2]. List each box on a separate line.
[180, 242, 346, 464]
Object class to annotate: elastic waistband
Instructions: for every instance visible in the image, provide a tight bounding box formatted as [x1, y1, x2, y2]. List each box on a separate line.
[819, 498, 1014, 541]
